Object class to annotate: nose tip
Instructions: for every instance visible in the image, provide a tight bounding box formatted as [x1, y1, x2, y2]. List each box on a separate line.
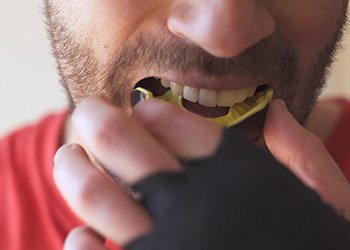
[167, 1, 276, 58]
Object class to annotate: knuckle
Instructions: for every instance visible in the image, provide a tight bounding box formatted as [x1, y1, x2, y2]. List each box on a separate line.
[144, 107, 170, 128]
[91, 111, 127, 150]
[73, 174, 104, 211]
[93, 122, 116, 148]
[135, 100, 171, 121]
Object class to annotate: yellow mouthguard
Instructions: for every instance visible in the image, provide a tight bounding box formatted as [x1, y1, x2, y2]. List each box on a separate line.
[133, 87, 273, 128]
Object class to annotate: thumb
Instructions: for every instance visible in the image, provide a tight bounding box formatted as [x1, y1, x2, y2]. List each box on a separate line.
[264, 99, 350, 220]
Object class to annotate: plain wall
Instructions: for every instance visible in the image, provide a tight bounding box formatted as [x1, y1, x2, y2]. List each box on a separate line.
[325, 17, 350, 98]
[0, 2, 349, 136]
[0, 0, 65, 136]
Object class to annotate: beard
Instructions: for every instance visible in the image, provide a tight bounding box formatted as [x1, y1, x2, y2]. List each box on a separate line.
[44, 1, 348, 126]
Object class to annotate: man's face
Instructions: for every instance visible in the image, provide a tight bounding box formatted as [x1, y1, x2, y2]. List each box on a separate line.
[45, 0, 348, 136]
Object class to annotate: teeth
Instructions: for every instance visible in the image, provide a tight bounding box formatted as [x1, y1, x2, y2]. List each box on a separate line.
[160, 79, 171, 88]
[246, 87, 256, 97]
[199, 89, 217, 107]
[234, 90, 245, 103]
[235, 88, 255, 104]
[170, 81, 184, 97]
[216, 88, 256, 107]
[159, 78, 258, 107]
[199, 87, 256, 107]
[217, 90, 237, 107]
[183, 86, 199, 103]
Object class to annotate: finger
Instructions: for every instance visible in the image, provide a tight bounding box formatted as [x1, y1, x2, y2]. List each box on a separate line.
[133, 99, 222, 160]
[264, 99, 350, 219]
[54, 144, 153, 245]
[64, 226, 107, 250]
[72, 96, 181, 184]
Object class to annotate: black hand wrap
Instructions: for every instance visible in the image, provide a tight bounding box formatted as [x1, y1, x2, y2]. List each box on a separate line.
[126, 129, 350, 250]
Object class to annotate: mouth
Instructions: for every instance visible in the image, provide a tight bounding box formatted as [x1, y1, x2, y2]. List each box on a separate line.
[132, 77, 273, 129]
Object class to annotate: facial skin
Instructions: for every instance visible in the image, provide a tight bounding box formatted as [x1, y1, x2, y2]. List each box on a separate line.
[44, 0, 348, 128]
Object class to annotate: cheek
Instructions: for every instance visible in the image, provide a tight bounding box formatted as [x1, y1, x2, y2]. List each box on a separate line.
[56, 0, 154, 56]
[270, 0, 343, 63]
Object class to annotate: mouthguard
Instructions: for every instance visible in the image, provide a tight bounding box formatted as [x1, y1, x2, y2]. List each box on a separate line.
[132, 87, 273, 128]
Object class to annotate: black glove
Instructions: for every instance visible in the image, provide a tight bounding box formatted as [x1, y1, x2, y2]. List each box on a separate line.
[125, 128, 350, 250]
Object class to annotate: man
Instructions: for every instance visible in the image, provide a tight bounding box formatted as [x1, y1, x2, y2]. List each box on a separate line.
[1, 0, 350, 249]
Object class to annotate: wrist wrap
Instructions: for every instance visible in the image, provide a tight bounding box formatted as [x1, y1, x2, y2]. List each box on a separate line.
[126, 129, 350, 250]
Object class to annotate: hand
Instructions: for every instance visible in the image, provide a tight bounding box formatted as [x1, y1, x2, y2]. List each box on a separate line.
[264, 100, 350, 220]
[53, 96, 222, 249]
[53, 97, 350, 249]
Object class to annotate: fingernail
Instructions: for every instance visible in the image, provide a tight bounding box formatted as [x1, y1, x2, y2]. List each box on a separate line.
[273, 99, 287, 109]
[269, 99, 288, 117]
[54, 146, 65, 165]
[54, 144, 80, 165]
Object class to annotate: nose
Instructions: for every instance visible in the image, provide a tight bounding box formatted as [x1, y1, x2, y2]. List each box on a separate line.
[167, 0, 276, 58]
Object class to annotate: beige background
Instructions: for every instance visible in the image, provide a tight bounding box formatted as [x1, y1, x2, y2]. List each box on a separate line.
[324, 19, 350, 98]
[0, 0, 65, 136]
[0, 2, 349, 136]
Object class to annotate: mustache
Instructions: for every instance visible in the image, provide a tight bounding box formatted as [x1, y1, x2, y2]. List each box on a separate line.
[113, 31, 299, 84]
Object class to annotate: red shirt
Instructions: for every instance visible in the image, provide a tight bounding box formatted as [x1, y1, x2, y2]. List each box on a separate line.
[1, 101, 350, 249]
[0, 112, 81, 250]
[325, 99, 350, 182]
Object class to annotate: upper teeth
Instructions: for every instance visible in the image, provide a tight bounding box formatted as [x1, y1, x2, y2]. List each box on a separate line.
[160, 79, 257, 107]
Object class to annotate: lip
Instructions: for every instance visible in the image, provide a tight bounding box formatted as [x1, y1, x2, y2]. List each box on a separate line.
[131, 69, 277, 93]
[159, 70, 277, 90]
